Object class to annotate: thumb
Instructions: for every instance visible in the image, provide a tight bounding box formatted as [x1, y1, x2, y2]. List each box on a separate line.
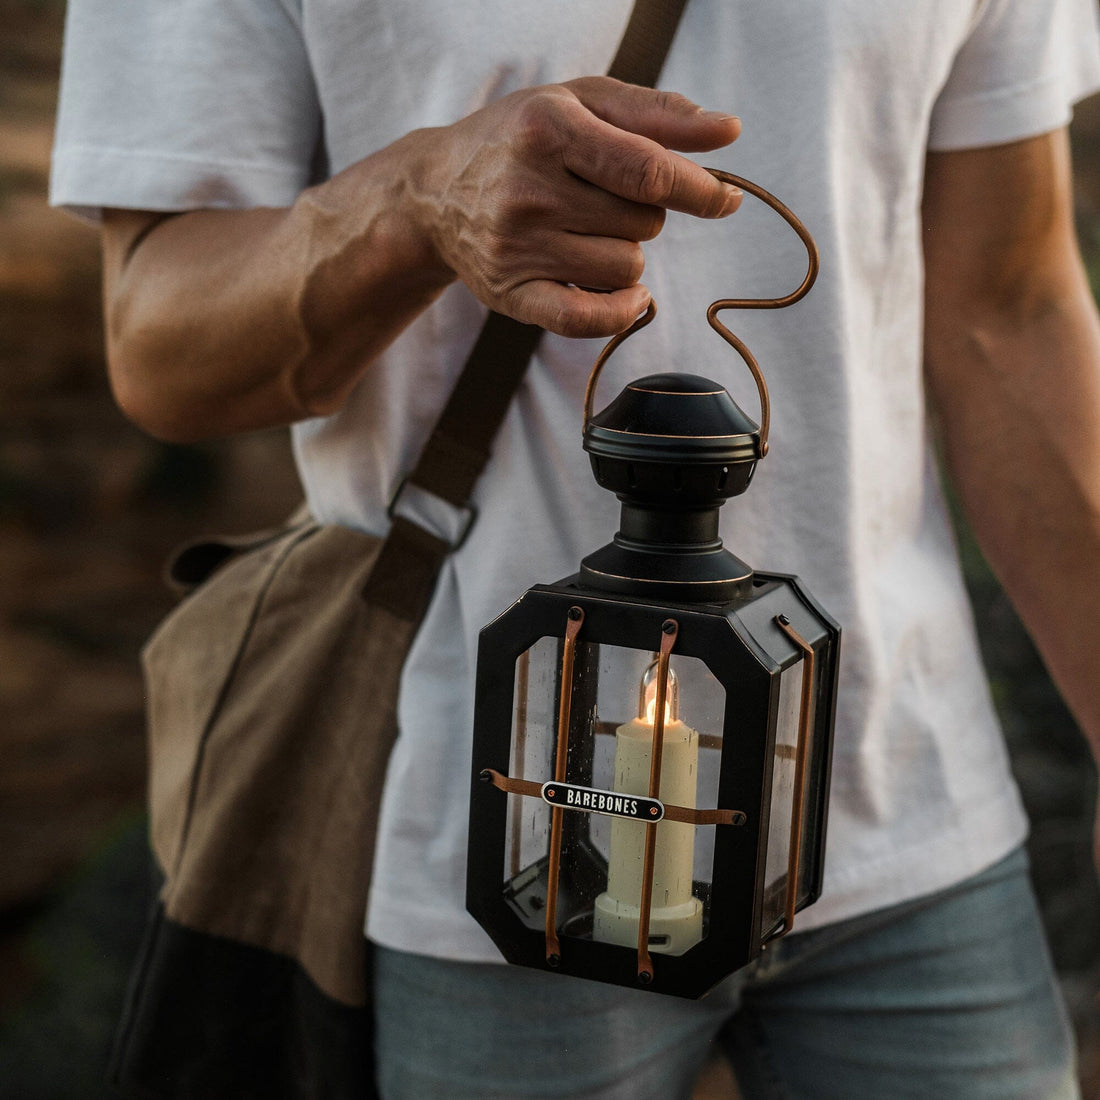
[565, 76, 742, 152]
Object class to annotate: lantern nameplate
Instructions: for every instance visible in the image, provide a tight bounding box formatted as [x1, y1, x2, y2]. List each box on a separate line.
[542, 781, 664, 822]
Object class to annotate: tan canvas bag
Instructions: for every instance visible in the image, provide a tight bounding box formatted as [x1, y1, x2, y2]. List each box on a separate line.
[146, 518, 400, 1007]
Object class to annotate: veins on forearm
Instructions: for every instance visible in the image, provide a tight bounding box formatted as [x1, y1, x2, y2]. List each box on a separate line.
[287, 145, 456, 417]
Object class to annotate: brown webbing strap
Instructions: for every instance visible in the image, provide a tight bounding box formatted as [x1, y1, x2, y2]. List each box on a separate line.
[406, 316, 543, 508]
[363, 0, 691, 620]
[608, 0, 690, 86]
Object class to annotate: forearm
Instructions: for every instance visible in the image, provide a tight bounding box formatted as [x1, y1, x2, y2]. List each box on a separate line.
[101, 78, 743, 444]
[104, 132, 454, 442]
[925, 263, 1100, 768]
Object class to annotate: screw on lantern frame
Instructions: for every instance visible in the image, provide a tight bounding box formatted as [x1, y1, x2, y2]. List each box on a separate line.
[582, 169, 821, 459]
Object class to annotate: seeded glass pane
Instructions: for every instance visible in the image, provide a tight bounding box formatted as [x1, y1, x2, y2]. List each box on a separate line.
[503, 637, 725, 957]
[759, 660, 804, 938]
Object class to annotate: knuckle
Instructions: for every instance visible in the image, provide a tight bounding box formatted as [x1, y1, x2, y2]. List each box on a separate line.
[638, 206, 666, 241]
[633, 151, 677, 206]
[505, 178, 555, 227]
[473, 238, 516, 300]
[562, 75, 609, 97]
[512, 89, 571, 157]
[622, 245, 646, 286]
[651, 88, 694, 115]
[477, 225, 508, 267]
[553, 298, 598, 339]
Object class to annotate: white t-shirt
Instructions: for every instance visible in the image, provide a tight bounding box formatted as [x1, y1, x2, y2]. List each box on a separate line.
[53, 0, 1100, 961]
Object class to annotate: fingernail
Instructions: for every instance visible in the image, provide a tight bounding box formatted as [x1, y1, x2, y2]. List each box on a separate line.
[704, 111, 740, 125]
[722, 185, 743, 214]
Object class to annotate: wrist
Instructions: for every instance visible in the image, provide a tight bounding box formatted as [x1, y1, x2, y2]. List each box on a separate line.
[282, 138, 457, 416]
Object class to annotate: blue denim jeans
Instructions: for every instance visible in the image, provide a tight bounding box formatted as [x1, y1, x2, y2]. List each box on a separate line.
[373, 847, 1078, 1098]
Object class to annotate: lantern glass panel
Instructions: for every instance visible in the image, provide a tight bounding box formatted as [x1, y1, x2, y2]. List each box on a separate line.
[502, 637, 726, 956]
[759, 659, 812, 938]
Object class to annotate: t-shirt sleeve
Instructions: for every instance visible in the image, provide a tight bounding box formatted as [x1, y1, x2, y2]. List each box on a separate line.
[49, 0, 322, 222]
[929, 0, 1100, 151]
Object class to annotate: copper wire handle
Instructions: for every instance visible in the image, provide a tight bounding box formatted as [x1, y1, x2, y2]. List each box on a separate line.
[583, 170, 820, 458]
[582, 299, 658, 430]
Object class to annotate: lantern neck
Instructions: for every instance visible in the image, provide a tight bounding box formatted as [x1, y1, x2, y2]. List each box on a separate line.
[579, 500, 753, 602]
[617, 503, 721, 548]
[579, 373, 762, 602]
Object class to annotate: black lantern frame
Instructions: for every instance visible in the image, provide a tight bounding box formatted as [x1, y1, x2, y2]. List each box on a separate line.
[468, 572, 839, 998]
[466, 171, 840, 998]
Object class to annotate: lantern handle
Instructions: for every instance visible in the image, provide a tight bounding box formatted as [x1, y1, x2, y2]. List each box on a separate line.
[582, 169, 820, 459]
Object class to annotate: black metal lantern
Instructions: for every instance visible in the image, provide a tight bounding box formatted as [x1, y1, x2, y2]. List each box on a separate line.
[467, 174, 841, 998]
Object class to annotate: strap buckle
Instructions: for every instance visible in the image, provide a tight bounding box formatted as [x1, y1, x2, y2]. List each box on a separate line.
[386, 476, 478, 552]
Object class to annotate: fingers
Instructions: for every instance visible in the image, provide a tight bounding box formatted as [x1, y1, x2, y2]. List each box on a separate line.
[530, 232, 647, 292]
[566, 76, 742, 153]
[558, 177, 666, 241]
[568, 130, 741, 218]
[413, 77, 743, 336]
[511, 80, 741, 219]
[467, 223, 649, 333]
[553, 97, 742, 218]
[509, 280, 652, 338]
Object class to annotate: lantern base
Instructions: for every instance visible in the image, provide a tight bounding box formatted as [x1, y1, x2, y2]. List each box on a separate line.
[468, 573, 842, 999]
[579, 540, 753, 602]
[593, 892, 704, 956]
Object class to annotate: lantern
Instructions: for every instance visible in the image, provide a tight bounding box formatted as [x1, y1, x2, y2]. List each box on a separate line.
[466, 174, 841, 998]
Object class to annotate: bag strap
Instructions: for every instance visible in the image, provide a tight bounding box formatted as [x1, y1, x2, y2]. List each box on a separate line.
[363, 0, 691, 621]
[608, 0, 690, 86]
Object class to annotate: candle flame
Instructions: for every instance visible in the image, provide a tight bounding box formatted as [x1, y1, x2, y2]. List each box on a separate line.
[639, 656, 679, 724]
[644, 684, 672, 727]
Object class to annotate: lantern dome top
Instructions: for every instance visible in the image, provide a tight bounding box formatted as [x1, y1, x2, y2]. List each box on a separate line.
[579, 372, 760, 601]
[584, 373, 760, 466]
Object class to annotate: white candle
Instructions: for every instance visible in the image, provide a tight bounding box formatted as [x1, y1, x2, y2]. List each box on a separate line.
[593, 711, 703, 955]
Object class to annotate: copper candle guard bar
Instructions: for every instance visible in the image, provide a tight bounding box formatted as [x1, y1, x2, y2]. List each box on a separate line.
[543, 606, 585, 966]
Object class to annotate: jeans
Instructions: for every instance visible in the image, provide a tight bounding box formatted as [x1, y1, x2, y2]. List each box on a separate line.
[373, 847, 1078, 1098]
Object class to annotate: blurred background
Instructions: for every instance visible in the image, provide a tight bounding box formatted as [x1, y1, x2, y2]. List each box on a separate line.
[1, 0, 1098, 1094]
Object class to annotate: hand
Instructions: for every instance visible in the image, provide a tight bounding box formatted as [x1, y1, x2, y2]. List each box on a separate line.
[99, 79, 741, 439]
[406, 76, 743, 338]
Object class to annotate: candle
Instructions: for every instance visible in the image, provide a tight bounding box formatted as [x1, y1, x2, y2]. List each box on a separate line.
[593, 667, 704, 955]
